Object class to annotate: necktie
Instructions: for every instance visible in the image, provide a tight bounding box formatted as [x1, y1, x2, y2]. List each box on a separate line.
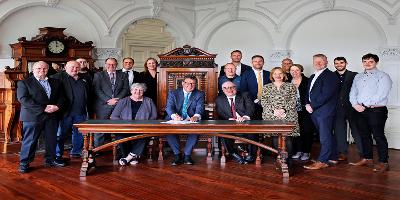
[230, 98, 237, 119]
[125, 71, 133, 86]
[39, 79, 51, 98]
[257, 71, 262, 100]
[181, 93, 189, 119]
[110, 73, 115, 96]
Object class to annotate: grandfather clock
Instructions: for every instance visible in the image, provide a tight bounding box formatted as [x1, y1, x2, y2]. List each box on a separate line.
[0, 27, 95, 153]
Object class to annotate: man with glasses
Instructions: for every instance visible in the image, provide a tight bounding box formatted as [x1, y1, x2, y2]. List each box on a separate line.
[93, 58, 130, 147]
[17, 61, 65, 173]
[215, 81, 255, 164]
[165, 75, 205, 165]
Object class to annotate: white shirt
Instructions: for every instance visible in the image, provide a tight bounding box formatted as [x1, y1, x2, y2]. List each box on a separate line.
[236, 63, 242, 76]
[122, 68, 134, 86]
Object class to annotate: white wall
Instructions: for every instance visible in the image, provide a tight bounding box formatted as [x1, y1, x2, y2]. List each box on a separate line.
[0, 0, 399, 148]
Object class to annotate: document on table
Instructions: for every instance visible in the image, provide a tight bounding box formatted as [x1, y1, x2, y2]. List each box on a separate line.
[161, 120, 199, 124]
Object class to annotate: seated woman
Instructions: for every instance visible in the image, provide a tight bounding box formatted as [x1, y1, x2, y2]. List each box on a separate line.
[261, 67, 299, 166]
[111, 83, 157, 165]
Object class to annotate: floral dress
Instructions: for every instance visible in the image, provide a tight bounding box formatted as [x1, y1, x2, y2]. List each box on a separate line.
[261, 82, 300, 136]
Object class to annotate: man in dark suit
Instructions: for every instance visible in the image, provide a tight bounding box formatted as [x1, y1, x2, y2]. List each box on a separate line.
[304, 54, 340, 170]
[17, 61, 65, 173]
[219, 50, 251, 76]
[165, 75, 205, 165]
[119, 57, 140, 87]
[93, 57, 130, 147]
[51, 60, 92, 159]
[333, 57, 362, 161]
[216, 81, 255, 164]
[239, 55, 270, 163]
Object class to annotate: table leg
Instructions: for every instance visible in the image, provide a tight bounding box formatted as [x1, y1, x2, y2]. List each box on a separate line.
[276, 135, 289, 178]
[80, 133, 89, 177]
[256, 147, 262, 165]
[220, 143, 226, 164]
[207, 137, 212, 162]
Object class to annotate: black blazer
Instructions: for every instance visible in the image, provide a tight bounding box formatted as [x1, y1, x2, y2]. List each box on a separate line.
[298, 74, 310, 108]
[219, 63, 251, 76]
[17, 76, 64, 122]
[215, 92, 254, 120]
[336, 70, 357, 111]
[51, 71, 92, 117]
[93, 70, 130, 118]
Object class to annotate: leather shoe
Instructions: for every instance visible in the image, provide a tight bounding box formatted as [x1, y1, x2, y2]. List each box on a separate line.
[349, 159, 373, 166]
[45, 159, 66, 167]
[244, 155, 255, 163]
[231, 153, 247, 164]
[337, 154, 347, 161]
[183, 155, 194, 165]
[171, 155, 182, 166]
[303, 161, 329, 170]
[373, 162, 389, 172]
[19, 164, 29, 173]
[328, 160, 338, 165]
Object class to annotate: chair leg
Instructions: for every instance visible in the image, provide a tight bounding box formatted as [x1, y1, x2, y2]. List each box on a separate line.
[113, 144, 118, 165]
[207, 137, 212, 162]
[256, 147, 262, 165]
[158, 139, 164, 161]
[147, 138, 153, 162]
[220, 140, 226, 164]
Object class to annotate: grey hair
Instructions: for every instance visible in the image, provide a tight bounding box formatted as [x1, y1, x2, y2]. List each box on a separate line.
[130, 83, 147, 92]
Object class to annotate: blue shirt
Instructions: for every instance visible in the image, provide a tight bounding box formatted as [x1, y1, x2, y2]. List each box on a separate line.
[349, 68, 392, 107]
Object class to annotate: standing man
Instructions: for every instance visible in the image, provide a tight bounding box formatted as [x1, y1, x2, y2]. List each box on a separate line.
[349, 53, 392, 172]
[239, 55, 270, 163]
[216, 81, 255, 164]
[120, 57, 140, 87]
[281, 58, 293, 82]
[333, 57, 363, 161]
[93, 58, 130, 147]
[165, 75, 205, 166]
[17, 61, 65, 173]
[220, 50, 251, 76]
[218, 63, 241, 94]
[304, 54, 340, 170]
[51, 60, 91, 159]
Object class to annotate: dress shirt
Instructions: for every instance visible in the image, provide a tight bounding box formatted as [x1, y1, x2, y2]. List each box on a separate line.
[122, 68, 135, 86]
[226, 95, 250, 120]
[349, 68, 392, 107]
[309, 67, 327, 101]
[236, 63, 242, 76]
[35, 76, 51, 98]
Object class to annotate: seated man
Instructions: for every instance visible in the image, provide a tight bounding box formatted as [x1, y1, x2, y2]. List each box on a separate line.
[165, 75, 205, 165]
[218, 63, 241, 94]
[215, 81, 255, 164]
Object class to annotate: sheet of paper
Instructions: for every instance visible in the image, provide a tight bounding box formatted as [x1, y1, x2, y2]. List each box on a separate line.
[161, 120, 199, 124]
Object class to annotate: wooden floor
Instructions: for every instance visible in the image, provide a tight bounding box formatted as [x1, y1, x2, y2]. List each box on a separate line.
[1, 145, 399, 200]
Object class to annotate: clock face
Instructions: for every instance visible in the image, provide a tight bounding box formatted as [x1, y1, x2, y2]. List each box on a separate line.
[48, 40, 65, 54]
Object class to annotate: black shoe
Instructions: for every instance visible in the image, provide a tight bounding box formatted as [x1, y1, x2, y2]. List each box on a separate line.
[183, 155, 194, 165]
[231, 153, 247, 164]
[244, 155, 255, 163]
[171, 155, 182, 166]
[19, 164, 29, 173]
[45, 159, 66, 167]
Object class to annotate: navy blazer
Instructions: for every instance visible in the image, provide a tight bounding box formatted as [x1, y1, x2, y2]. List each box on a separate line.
[306, 68, 340, 117]
[240, 69, 271, 101]
[165, 88, 205, 120]
[93, 70, 130, 118]
[17, 76, 64, 122]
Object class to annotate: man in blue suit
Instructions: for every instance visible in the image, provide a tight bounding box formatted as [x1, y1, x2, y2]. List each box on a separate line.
[304, 54, 340, 170]
[165, 75, 205, 165]
[239, 55, 270, 163]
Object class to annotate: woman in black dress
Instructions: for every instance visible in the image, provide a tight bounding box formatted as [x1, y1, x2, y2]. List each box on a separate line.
[140, 57, 158, 105]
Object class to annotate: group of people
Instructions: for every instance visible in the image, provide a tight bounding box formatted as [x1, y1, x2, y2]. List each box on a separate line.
[17, 49, 392, 174]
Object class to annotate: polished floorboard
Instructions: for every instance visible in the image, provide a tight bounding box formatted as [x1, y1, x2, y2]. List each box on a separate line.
[0, 145, 399, 200]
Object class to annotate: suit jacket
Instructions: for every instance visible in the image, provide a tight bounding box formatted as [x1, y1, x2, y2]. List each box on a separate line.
[51, 71, 92, 117]
[110, 96, 157, 120]
[17, 76, 64, 122]
[219, 63, 251, 76]
[240, 69, 271, 101]
[336, 70, 357, 112]
[165, 88, 205, 120]
[93, 70, 130, 118]
[306, 68, 340, 117]
[215, 92, 254, 120]
[117, 69, 141, 86]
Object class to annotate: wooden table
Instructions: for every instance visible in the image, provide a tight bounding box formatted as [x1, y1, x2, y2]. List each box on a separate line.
[74, 120, 295, 178]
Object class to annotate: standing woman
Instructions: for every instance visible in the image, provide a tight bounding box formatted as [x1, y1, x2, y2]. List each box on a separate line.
[290, 64, 315, 161]
[261, 67, 299, 166]
[140, 58, 158, 105]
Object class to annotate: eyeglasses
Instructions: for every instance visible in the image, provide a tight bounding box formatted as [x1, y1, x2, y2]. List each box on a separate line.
[223, 86, 236, 90]
[184, 82, 196, 85]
